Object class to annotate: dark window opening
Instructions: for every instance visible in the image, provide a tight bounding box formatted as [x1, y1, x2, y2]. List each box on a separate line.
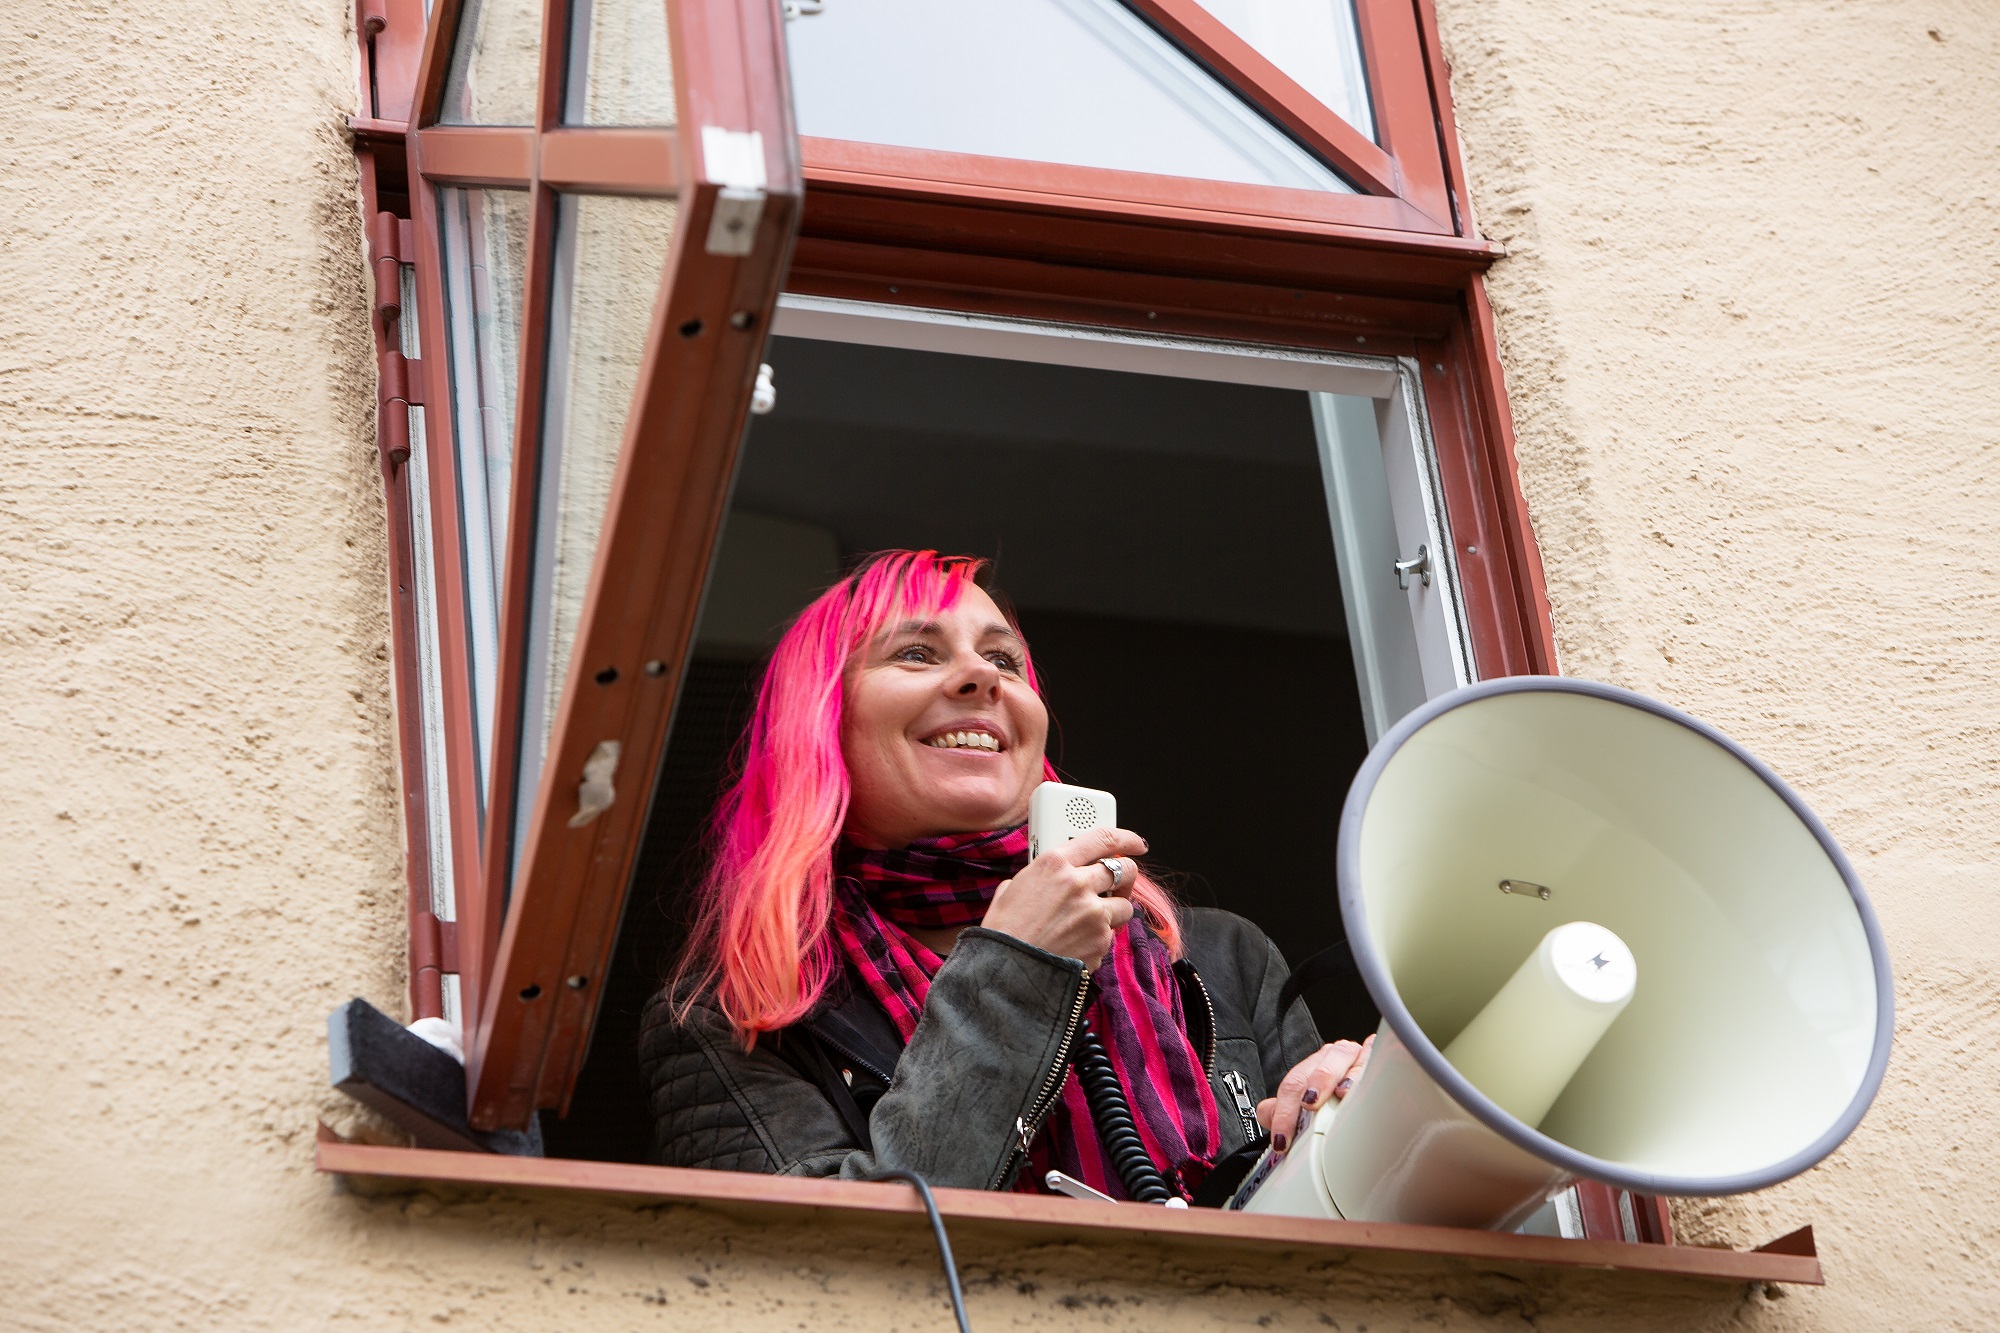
[547, 335, 1388, 1162]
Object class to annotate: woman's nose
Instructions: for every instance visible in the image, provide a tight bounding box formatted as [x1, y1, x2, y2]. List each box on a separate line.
[951, 655, 1001, 698]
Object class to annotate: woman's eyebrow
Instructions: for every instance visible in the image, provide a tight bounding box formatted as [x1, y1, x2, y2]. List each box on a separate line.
[882, 620, 1018, 641]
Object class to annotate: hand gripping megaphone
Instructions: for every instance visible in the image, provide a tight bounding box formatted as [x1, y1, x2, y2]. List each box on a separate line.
[1234, 677, 1893, 1230]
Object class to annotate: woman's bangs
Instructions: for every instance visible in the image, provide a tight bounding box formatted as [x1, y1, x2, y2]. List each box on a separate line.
[845, 551, 988, 659]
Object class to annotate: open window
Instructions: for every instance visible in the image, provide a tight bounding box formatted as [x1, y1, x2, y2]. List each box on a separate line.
[333, 0, 1818, 1282]
[392, 0, 802, 1132]
[547, 299, 1474, 1157]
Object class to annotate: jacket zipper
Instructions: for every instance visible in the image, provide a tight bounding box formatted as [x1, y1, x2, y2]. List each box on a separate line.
[807, 1024, 894, 1089]
[1189, 967, 1218, 1077]
[992, 965, 1091, 1190]
[1220, 1069, 1263, 1146]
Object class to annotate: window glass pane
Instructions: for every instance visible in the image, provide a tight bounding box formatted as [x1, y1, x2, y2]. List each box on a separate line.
[1194, 0, 1375, 143]
[785, 0, 1353, 193]
[440, 0, 543, 125]
[1313, 392, 1426, 742]
[564, 0, 677, 126]
[511, 192, 677, 882]
[437, 186, 531, 806]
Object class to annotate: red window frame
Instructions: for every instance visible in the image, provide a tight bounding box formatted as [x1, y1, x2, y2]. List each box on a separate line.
[365, 0, 802, 1131]
[335, 0, 1826, 1282]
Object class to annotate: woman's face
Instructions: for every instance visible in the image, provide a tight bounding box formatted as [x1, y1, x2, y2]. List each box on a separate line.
[841, 584, 1049, 848]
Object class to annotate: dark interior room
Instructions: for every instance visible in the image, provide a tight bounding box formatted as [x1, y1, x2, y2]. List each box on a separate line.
[547, 334, 1383, 1161]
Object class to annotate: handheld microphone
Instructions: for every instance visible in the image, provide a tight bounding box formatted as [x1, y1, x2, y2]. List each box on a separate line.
[1028, 782, 1117, 859]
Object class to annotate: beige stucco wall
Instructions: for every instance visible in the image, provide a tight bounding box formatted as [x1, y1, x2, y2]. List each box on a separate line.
[1437, 2, 2000, 1327]
[1, 0, 1994, 1329]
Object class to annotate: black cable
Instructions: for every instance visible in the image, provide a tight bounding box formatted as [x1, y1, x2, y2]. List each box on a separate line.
[868, 1168, 971, 1333]
[1073, 1019, 1173, 1203]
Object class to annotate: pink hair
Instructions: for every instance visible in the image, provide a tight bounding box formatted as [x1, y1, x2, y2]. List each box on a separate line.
[674, 549, 1181, 1046]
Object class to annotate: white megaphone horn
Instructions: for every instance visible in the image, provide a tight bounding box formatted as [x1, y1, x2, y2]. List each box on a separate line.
[1234, 677, 1894, 1230]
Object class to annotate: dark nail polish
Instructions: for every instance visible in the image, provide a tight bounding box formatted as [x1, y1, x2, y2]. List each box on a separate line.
[1294, 1108, 1311, 1139]
[1334, 1078, 1354, 1098]
[1272, 1133, 1288, 1154]
[1302, 1088, 1319, 1106]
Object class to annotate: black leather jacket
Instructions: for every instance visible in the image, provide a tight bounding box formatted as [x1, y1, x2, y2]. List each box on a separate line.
[638, 906, 1321, 1192]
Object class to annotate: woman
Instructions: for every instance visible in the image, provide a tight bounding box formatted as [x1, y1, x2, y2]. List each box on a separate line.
[640, 550, 1368, 1202]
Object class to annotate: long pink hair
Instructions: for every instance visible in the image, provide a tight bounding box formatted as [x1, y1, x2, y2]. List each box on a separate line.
[674, 549, 1181, 1046]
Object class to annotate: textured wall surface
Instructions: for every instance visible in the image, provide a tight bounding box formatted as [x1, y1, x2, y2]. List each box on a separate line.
[0, 0, 1994, 1329]
[1436, 0, 2000, 1328]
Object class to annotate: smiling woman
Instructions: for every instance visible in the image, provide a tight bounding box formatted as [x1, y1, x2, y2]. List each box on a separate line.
[841, 591, 1051, 854]
[642, 550, 1368, 1203]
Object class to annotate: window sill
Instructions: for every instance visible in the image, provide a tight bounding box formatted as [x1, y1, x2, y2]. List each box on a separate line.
[314, 1129, 1822, 1287]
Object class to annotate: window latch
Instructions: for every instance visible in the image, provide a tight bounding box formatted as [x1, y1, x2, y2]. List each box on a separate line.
[1394, 544, 1432, 591]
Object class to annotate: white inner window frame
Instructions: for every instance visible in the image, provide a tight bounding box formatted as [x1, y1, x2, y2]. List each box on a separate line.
[770, 292, 1579, 1235]
[770, 293, 1477, 738]
[402, 261, 463, 1028]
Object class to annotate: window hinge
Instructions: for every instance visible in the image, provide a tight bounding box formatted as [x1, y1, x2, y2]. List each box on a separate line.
[367, 210, 420, 471]
[367, 210, 402, 332]
[412, 910, 460, 978]
[377, 350, 422, 469]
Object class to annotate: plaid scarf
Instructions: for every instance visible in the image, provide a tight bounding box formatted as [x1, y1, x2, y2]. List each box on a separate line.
[829, 825, 1219, 1200]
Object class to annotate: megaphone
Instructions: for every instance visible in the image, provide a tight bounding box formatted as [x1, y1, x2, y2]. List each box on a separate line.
[1235, 677, 1893, 1230]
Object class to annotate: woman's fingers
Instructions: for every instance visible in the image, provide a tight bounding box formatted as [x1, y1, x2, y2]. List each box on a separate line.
[1265, 1040, 1368, 1156]
[1081, 895, 1136, 970]
[983, 827, 1145, 967]
[1063, 829, 1146, 901]
[1333, 1033, 1375, 1100]
[1051, 826, 1148, 873]
[1254, 1037, 1370, 1133]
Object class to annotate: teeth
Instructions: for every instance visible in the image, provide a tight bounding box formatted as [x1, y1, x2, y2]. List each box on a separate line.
[928, 731, 999, 751]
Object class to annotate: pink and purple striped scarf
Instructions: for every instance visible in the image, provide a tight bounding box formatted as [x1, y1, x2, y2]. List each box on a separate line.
[829, 825, 1219, 1200]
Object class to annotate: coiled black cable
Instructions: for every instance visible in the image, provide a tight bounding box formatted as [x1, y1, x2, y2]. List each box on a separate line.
[1073, 1018, 1174, 1203]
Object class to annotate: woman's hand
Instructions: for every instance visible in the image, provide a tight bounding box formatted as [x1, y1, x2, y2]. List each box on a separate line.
[981, 826, 1147, 971]
[1256, 1035, 1375, 1156]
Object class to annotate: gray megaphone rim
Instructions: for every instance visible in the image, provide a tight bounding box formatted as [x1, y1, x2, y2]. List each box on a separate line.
[1336, 675, 1895, 1198]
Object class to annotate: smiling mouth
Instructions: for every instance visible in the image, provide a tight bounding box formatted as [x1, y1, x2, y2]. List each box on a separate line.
[924, 730, 1003, 752]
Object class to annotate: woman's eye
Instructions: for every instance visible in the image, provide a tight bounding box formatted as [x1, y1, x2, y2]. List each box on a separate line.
[987, 652, 1023, 673]
[892, 644, 935, 664]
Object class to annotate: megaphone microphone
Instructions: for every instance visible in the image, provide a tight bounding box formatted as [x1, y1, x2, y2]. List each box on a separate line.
[1234, 677, 1893, 1231]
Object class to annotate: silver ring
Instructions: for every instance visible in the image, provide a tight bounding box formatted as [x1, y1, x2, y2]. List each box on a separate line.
[1100, 857, 1127, 892]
